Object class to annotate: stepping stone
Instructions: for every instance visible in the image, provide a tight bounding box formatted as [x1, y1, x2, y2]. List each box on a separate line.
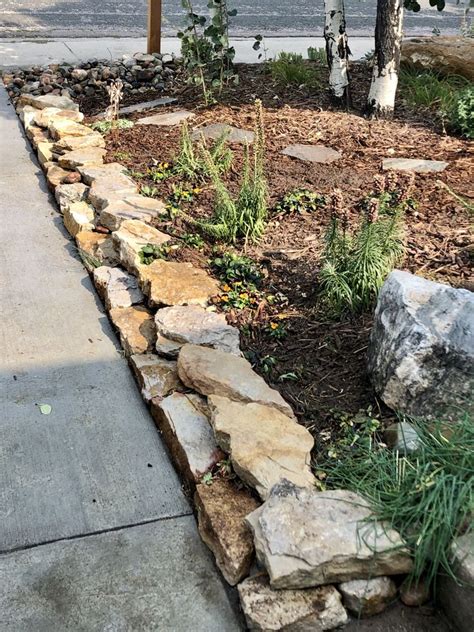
[76, 231, 119, 271]
[339, 577, 397, 617]
[281, 144, 342, 163]
[55, 182, 89, 212]
[109, 305, 156, 356]
[18, 93, 79, 111]
[238, 575, 348, 632]
[52, 133, 105, 154]
[208, 395, 314, 500]
[93, 266, 144, 310]
[129, 354, 182, 402]
[195, 479, 259, 586]
[113, 219, 170, 273]
[139, 260, 220, 308]
[382, 157, 448, 173]
[34, 107, 84, 128]
[178, 344, 294, 418]
[58, 147, 107, 169]
[192, 123, 254, 144]
[246, 482, 413, 589]
[119, 97, 178, 115]
[63, 201, 95, 237]
[136, 110, 195, 126]
[49, 119, 96, 141]
[150, 392, 224, 488]
[155, 305, 240, 358]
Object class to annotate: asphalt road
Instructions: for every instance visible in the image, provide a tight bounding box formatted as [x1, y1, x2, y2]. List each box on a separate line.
[0, 0, 467, 38]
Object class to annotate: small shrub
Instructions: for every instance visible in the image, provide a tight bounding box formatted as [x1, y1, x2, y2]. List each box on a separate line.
[274, 188, 325, 215]
[270, 52, 318, 87]
[91, 118, 134, 134]
[448, 86, 474, 139]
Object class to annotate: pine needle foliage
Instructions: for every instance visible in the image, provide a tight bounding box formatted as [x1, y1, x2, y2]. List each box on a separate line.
[320, 174, 411, 314]
[317, 413, 474, 591]
[174, 120, 233, 181]
[194, 100, 268, 243]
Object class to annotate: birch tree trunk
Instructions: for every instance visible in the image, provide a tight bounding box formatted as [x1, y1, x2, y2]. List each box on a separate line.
[366, 0, 404, 118]
[324, 0, 351, 106]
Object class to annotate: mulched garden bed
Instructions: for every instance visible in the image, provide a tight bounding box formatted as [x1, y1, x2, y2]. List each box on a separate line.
[92, 62, 473, 441]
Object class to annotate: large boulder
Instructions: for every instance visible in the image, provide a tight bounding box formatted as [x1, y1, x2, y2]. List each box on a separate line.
[245, 481, 412, 589]
[402, 36, 474, 82]
[367, 271, 474, 420]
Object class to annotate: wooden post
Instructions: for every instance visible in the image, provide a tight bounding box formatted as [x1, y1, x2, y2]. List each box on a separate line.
[147, 0, 162, 54]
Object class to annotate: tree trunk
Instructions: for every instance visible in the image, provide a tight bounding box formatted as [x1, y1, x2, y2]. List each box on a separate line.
[366, 0, 404, 118]
[324, 0, 351, 106]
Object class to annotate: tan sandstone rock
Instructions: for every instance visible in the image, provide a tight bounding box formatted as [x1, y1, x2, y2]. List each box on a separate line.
[93, 266, 144, 310]
[208, 395, 314, 500]
[178, 344, 294, 417]
[139, 260, 220, 308]
[55, 183, 89, 212]
[52, 133, 105, 154]
[402, 36, 474, 82]
[34, 107, 84, 128]
[112, 219, 170, 272]
[75, 231, 119, 271]
[195, 479, 259, 586]
[238, 574, 348, 631]
[338, 577, 397, 617]
[26, 125, 50, 149]
[99, 196, 167, 229]
[246, 482, 413, 589]
[49, 119, 96, 141]
[19, 93, 79, 111]
[58, 147, 107, 169]
[46, 164, 72, 190]
[109, 306, 156, 356]
[37, 141, 54, 168]
[63, 201, 95, 237]
[129, 354, 182, 402]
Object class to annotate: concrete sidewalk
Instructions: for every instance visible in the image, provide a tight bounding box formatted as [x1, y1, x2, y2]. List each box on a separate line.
[0, 36, 374, 68]
[0, 84, 240, 630]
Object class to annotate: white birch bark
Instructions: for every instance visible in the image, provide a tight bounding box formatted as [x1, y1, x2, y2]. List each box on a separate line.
[367, 0, 404, 118]
[324, 0, 351, 103]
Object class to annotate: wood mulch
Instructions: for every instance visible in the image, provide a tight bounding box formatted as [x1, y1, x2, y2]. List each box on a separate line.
[90, 62, 473, 437]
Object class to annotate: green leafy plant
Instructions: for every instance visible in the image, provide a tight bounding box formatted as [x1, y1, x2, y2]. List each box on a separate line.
[320, 176, 410, 314]
[140, 185, 159, 198]
[270, 52, 318, 87]
[253, 34, 270, 63]
[267, 321, 287, 339]
[91, 118, 134, 134]
[138, 243, 174, 265]
[318, 412, 473, 590]
[178, 0, 238, 105]
[148, 161, 174, 182]
[174, 120, 232, 181]
[274, 188, 325, 215]
[448, 85, 474, 139]
[211, 252, 263, 287]
[180, 232, 205, 249]
[128, 169, 146, 180]
[307, 46, 326, 63]
[192, 100, 268, 243]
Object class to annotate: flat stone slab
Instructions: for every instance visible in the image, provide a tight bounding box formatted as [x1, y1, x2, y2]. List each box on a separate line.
[119, 97, 178, 115]
[0, 518, 240, 631]
[18, 93, 79, 111]
[48, 118, 96, 141]
[209, 395, 315, 500]
[136, 109, 195, 126]
[93, 266, 144, 310]
[195, 479, 259, 586]
[151, 392, 224, 488]
[109, 305, 156, 356]
[155, 305, 241, 357]
[246, 482, 413, 589]
[382, 157, 448, 173]
[178, 344, 294, 418]
[113, 219, 170, 272]
[58, 146, 107, 169]
[34, 107, 84, 128]
[238, 574, 348, 631]
[52, 132, 105, 154]
[139, 260, 220, 308]
[192, 123, 255, 144]
[98, 195, 166, 228]
[130, 353, 182, 402]
[281, 143, 342, 163]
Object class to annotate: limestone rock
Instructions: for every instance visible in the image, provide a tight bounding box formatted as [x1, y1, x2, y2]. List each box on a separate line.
[109, 305, 156, 356]
[19, 93, 79, 111]
[136, 110, 195, 126]
[93, 266, 144, 310]
[338, 577, 397, 617]
[129, 353, 181, 402]
[384, 421, 420, 454]
[195, 479, 259, 586]
[178, 345, 293, 418]
[89, 183, 139, 213]
[26, 125, 50, 149]
[75, 231, 119, 271]
[155, 305, 240, 357]
[192, 123, 254, 144]
[238, 574, 348, 632]
[19, 105, 37, 129]
[63, 201, 95, 237]
[402, 36, 474, 82]
[49, 119, 96, 141]
[118, 97, 177, 115]
[52, 133, 105, 154]
[36, 141, 54, 168]
[438, 532, 474, 632]
[46, 164, 72, 190]
[245, 482, 413, 589]
[281, 144, 341, 164]
[139, 260, 220, 308]
[55, 182, 89, 212]
[78, 162, 132, 185]
[382, 158, 448, 173]
[367, 270, 474, 420]
[150, 392, 224, 487]
[58, 147, 107, 169]
[209, 395, 314, 500]
[34, 107, 84, 128]
[112, 219, 170, 272]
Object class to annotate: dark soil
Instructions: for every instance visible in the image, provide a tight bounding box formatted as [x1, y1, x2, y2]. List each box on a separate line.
[98, 62, 473, 438]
